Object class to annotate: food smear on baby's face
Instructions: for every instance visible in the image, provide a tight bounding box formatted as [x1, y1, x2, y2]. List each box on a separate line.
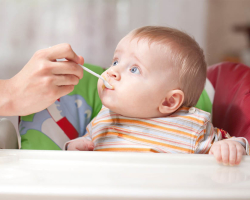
[101, 75, 114, 90]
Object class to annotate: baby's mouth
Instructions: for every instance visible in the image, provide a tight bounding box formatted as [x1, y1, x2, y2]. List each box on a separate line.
[101, 75, 114, 90]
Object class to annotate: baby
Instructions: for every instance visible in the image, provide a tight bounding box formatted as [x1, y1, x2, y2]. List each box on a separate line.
[66, 26, 249, 166]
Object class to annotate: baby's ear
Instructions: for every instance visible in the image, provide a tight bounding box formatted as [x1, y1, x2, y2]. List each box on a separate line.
[159, 90, 184, 114]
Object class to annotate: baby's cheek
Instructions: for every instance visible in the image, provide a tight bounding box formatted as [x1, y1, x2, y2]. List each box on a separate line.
[97, 79, 103, 94]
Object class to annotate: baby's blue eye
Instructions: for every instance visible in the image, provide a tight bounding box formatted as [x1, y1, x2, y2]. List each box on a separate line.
[112, 60, 118, 66]
[130, 67, 140, 74]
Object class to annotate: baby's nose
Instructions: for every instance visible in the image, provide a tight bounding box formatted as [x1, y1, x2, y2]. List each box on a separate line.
[107, 68, 121, 80]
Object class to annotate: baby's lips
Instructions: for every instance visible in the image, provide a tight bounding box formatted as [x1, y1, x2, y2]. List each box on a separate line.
[101, 75, 114, 89]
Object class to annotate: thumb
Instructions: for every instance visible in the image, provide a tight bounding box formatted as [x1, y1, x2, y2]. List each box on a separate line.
[78, 56, 84, 65]
[209, 149, 213, 155]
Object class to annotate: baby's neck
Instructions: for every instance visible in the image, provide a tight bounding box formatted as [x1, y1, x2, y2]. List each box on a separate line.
[104, 105, 184, 119]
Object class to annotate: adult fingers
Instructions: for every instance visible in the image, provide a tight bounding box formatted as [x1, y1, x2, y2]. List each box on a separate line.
[78, 55, 84, 65]
[54, 74, 79, 86]
[56, 85, 75, 98]
[229, 144, 237, 166]
[52, 61, 84, 79]
[46, 43, 83, 64]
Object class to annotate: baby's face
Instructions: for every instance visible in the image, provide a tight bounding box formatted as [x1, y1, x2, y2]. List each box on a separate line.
[98, 34, 177, 118]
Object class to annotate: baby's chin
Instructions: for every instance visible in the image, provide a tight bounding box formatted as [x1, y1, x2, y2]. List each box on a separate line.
[101, 98, 115, 109]
[101, 100, 124, 115]
[102, 101, 165, 118]
[102, 104, 122, 116]
[101, 102, 141, 118]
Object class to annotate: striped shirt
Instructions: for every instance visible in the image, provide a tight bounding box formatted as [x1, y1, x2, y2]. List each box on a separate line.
[84, 106, 249, 154]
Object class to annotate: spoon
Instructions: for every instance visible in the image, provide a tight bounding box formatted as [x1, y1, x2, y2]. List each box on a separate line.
[78, 64, 113, 89]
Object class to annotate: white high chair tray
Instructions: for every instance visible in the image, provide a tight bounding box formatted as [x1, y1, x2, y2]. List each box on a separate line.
[0, 150, 250, 200]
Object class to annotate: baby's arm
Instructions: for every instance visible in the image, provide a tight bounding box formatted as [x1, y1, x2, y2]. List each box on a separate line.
[65, 120, 94, 151]
[195, 122, 249, 166]
[209, 138, 247, 166]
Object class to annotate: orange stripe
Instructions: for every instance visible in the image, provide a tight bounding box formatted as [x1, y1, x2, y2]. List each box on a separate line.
[93, 131, 194, 153]
[95, 147, 159, 153]
[93, 119, 196, 138]
[195, 130, 205, 148]
[178, 116, 204, 124]
[95, 126, 194, 149]
[199, 125, 214, 154]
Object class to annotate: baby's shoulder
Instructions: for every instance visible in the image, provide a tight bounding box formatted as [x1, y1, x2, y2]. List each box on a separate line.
[171, 107, 211, 121]
[166, 107, 211, 132]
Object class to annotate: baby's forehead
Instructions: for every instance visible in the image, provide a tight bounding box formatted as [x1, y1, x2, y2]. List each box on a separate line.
[117, 34, 175, 66]
[119, 33, 173, 52]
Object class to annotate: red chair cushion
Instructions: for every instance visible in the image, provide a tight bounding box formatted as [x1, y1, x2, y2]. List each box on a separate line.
[207, 62, 250, 141]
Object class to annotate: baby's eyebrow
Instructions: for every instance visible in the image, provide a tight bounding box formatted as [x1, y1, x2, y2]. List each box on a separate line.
[131, 53, 145, 67]
[132, 53, 140, 63]
[114, 49, 122, 54]
[131, 53, 151, 73]
[113, 50, 149, 71]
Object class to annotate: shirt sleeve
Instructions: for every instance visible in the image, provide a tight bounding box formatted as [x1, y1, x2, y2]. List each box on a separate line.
[84, 120, 93, 141]
[194, 121, 219, 154]
[194, 121, 249, 155]
[226, 137, 250, 155]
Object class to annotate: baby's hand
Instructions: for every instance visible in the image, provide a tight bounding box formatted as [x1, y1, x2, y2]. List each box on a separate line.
[209, 139, 246, 166]
[67, 138, 94, 151]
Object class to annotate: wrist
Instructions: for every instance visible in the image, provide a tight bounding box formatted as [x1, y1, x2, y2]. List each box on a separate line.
[228, 137, 247, 149]
[0, 79, 15, 116]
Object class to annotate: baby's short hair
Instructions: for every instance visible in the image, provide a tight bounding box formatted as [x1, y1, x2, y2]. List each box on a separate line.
[130, 26, 207, 107]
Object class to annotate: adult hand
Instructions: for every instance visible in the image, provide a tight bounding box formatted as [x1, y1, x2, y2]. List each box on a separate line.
[0, 43, 84, 116]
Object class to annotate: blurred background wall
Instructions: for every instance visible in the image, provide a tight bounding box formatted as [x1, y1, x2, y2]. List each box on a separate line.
[0, 0, 250, 131]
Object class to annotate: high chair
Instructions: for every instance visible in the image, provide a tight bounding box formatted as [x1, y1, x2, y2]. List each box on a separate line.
[0, 62, 249, 199]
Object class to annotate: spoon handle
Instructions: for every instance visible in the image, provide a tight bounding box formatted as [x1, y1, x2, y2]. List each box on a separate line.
[78, 64, 105, 81]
